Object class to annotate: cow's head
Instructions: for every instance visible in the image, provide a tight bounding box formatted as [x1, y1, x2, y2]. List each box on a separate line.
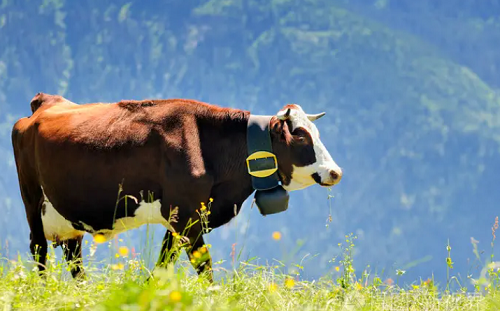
[270, 104, 342, 191]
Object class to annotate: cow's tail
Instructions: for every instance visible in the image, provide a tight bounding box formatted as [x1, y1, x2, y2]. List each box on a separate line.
[11, 126, 47, 271]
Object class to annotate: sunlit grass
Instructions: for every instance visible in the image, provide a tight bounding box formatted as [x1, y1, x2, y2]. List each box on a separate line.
[0, 230, 497, 311]
[1, 191, 499, 310]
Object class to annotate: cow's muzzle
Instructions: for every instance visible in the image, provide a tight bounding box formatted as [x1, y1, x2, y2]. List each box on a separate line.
[312, 167, 342, 187]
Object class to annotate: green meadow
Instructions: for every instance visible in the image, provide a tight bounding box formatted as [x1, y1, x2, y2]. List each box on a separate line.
[1, 227, 500, 311]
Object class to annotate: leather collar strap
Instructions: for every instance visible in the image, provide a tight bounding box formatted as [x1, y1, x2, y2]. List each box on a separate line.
[246, 115, 280, 190]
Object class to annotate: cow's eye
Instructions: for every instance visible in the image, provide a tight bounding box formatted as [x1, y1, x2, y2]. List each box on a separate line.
[292, 128, 310, 143]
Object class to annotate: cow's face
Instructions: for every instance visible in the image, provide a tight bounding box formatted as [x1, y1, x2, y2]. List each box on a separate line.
[271, 104, 342, 191]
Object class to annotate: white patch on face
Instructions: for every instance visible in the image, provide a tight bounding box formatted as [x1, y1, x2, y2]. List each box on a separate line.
[278, 106, 342, 192]
[41, 188, 174, 243]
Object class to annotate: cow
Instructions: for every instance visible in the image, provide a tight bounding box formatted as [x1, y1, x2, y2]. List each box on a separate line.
[11, 92, 342, 281]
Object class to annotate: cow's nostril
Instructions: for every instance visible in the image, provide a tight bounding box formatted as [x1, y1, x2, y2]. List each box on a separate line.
[330, 169, 342, 181]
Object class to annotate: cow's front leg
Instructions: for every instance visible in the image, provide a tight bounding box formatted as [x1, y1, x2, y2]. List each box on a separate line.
[186, 230, 213, 283]
[157, 230, 188, 268]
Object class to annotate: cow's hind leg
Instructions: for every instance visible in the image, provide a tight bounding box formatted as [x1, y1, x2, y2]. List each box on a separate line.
[21, 186, 48, 276]
[62, 236, 85, 279]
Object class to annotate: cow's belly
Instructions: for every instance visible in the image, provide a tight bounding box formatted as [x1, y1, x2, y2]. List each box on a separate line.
[41, 189, 174, 243]
[42, 199, 85, 241]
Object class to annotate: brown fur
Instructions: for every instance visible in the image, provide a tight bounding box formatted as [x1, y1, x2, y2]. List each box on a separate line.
[12, 93, 320, 281]
[30, 92, 78, 114]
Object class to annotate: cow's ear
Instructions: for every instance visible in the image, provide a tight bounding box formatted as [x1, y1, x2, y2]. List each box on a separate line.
[271, 116, 292, 143]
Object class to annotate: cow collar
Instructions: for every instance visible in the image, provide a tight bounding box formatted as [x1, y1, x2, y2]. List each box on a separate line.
[246, 115, 281, 189]
[246, 115, 290, 215]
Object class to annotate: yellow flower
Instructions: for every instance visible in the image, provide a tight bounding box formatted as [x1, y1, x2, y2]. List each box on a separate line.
[169, 290, 182, 302]
[209, 198, 214, 202]
[190, 259, 195, 263]
[268, 283, 278, 292]
[200, 246, 207, 254]
[285, 278, 295, 288]
[111, 263, 124, 270]
[192, 251, 201, 259]
[335, 266, 340, 272]
[172, 232, 179, 238]
[200, 205, 206, 211]
[355, 282, 363, 290]
[207, 211, 211, 215]
[272, 231, 282, 240]
[118, 246, 129, 257]
[93, 234, 106, 244]
[115, 253, 120, 258]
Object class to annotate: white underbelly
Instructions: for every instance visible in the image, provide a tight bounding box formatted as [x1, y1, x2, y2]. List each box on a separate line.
[41, 194, 85, 241]
[40, 189, 174, 243]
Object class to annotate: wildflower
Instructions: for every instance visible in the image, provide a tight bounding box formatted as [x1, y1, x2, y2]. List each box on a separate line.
[93, 234, 106, 244]
[285, 278, 295, 288]
[335, 266, 340, 272]
[385, 278, 394, 286]
[209, 198, 214, 202]
[190, 259, 195, 264]
[446, 257, 454, 269]
[207, 211, 211, 215]
[192, 251, 201, 259]
[115, 253, 120, 258]
[169, 290, 182, 302]
[272, 231, 282, 240]
[111, 263, 124, 270]
[268, 283, 278, 292]
[355, 282, 363, 290]
[118, 246, 129, 257]
[200, 246, 208, 254]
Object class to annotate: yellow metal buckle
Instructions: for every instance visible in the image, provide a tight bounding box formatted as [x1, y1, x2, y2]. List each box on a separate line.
[246, 151, 278, 178]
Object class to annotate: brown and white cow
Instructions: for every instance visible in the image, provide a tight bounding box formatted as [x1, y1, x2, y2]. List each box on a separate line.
[11, 93, 342, 280]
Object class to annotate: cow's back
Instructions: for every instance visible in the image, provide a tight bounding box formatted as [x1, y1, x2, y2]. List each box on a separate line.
[30, 92, 78, 114]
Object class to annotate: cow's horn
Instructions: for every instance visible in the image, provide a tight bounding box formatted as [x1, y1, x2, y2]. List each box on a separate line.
[307, 112, 326, 121]
[277, 108, 291, 120]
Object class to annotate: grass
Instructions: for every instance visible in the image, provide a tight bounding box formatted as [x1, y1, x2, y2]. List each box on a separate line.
[1, 231, 500, 311]
[1, 192, 499, 310]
